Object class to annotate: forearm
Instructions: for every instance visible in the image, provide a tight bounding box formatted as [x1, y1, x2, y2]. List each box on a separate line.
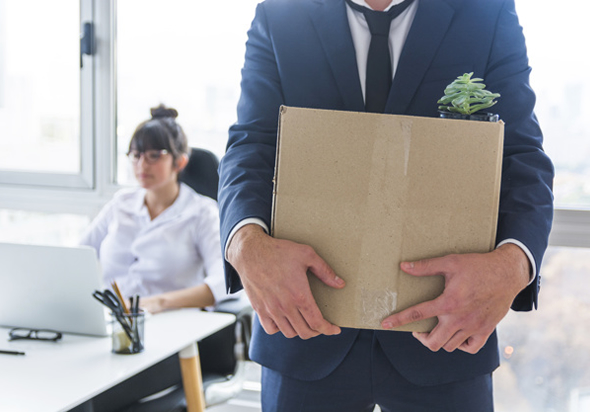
[141, 284, 215, 314]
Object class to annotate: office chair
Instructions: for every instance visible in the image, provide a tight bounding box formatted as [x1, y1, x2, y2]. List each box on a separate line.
[182, 148, 253, 407]
[96, 148, 254, 412]
[178, 147, 220, 201]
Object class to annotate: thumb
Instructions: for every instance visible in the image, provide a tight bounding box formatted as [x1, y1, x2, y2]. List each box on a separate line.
[308, 254, 345, 289]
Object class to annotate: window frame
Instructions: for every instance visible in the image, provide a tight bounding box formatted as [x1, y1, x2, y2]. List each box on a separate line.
[550, 208, 590, 249]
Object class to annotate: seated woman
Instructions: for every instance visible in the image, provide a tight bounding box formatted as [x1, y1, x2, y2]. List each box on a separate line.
[81, 104, 230, 313]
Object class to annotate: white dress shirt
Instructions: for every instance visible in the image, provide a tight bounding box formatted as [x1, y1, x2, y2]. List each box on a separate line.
[81, 183, 229, 303]
[227, 0, 536, 282]
[347, 0, 418, 100]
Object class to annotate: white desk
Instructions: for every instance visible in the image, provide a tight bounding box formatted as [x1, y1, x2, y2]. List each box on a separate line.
[0, 309, 235, 412]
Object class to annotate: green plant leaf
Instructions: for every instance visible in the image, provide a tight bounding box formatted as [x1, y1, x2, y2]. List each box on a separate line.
[466, 100, 497, 114]
[436, 72, 501, 115]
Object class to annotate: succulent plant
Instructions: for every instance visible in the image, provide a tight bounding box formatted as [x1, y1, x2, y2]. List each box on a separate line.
[437, 72, 501, 115]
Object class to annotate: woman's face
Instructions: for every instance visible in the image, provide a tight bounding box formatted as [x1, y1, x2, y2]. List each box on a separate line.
[130, 149, 179, 190]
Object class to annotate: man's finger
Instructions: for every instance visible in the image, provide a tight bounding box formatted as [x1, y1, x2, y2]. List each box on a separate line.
[258, 314, 280, 335]
[410, 321, 458, 352]
[307, 248, 346, 289]
[400, 255, 455, 277]
[381, 299, 441, 329]
[442, 330, 471, 353]
[298, 300, 341, 336]
[273, 315, 299, 339]
[458, 335, 487, 354]
[411, 332, 429, 347]
[286, 309, 322, 340]
[279, 301, 321, 339]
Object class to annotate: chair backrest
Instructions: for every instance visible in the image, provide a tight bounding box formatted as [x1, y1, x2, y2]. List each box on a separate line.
[179, 147, 219, 201]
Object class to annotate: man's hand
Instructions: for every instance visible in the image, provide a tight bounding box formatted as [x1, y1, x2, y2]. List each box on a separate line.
[381, 244, 531, 354]
[227, 224, 345, 339]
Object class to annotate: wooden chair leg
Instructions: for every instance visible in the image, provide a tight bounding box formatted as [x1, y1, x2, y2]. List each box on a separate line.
[179, 343, 206, 412]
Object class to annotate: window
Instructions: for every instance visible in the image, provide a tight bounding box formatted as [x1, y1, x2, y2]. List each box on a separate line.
[516, 0, 590, 210]
[492, 4, 590, 410]
[0, 2, 587, 409]
[495, 246, 590, 412]
[0, 0, 93, 188]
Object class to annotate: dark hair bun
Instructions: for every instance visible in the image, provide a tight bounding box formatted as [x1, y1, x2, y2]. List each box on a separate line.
[150, 104, 178, 120]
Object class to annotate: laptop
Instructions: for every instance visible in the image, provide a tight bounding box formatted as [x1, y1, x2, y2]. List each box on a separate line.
[0, 242, 109, 337]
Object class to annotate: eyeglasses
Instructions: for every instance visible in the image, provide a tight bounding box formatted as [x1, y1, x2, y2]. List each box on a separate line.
[8, 328, 63, 342]
[127, 149, 169, 164]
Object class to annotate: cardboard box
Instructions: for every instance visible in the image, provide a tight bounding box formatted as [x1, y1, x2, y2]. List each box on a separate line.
[271, 106, 504, 332]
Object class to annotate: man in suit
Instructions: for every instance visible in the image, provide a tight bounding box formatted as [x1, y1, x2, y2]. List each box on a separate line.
[218, 0, 554, 410]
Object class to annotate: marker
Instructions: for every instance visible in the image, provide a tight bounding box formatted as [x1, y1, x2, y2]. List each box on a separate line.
[0, 349, 25, 356]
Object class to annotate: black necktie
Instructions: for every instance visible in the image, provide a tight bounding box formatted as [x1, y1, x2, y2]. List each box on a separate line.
[345, 0, 415, 112]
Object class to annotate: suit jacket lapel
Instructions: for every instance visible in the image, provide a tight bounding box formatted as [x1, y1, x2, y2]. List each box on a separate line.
[308, 0, 365, 112]
[386, 0, 456, 114]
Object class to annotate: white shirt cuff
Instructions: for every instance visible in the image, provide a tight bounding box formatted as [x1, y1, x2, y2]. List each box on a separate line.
[496, 238, 536, 286]
[224, 218, 269, 260]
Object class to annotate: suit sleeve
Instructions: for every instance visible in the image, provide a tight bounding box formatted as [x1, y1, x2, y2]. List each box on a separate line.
[484, 0, 554, 310]
[218, 3, 284, 293]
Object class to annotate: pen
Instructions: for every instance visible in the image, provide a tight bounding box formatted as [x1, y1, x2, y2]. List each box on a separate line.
[134, 294, 140, 314]
[111, 281, 130, 314]
[0, 349, 25, 356]
[132, 294, 142, 352]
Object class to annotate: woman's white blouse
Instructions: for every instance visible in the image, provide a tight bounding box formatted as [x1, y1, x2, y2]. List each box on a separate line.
[80, 183, 228, 303]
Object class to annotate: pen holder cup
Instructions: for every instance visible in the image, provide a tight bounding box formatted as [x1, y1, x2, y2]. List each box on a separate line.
[110, 311, 145, 354]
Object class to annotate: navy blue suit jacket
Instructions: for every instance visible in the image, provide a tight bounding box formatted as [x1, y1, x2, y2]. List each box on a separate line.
[218, 0, 554, 385]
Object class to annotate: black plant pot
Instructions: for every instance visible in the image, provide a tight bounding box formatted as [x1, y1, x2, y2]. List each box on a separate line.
[438, 110, 499, 122]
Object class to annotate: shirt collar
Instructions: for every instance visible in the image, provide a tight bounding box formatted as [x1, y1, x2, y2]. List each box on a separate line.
[348, 0, 404, 11]
[133, 183, 189, 220]
[134, 187, 149, 216]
